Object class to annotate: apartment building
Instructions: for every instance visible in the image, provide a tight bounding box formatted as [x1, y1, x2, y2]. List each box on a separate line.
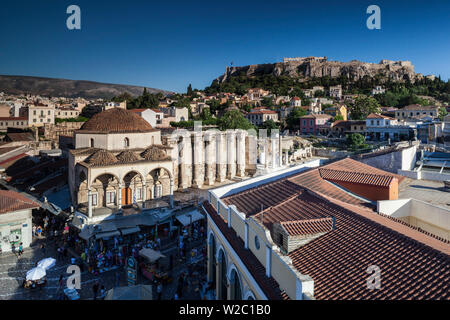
[25, 104, 55, 127]
[395, 104, 439, 120]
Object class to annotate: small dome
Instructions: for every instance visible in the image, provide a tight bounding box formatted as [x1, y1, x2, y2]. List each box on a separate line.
[141, 146, 171, 161]
[86, 150, 118, 166]
[116, 150, 140, 163]
[80, 108, 155, 133]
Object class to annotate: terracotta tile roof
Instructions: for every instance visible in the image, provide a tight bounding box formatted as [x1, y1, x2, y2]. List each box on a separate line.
[248, 110, 278, 115]
[0, 190, 40, 214]
[79, 108, 157, 133]
[219, 158, 450, 300]
[0, 117, 27, 121]
[140, 146, 171, 161]
[116, 150, 140, 163]
[367, 113, 395, 120]
[86, 149, 118, 166]
[280, 217, 334, 236]
[403, 104, 438, 111]
[5, 132, 35, 142]
[319, 168, 395, 187]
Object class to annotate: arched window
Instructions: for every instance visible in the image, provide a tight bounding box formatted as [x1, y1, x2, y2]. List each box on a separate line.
[124, 137, 130, 148]
[90, 138, 94, 148]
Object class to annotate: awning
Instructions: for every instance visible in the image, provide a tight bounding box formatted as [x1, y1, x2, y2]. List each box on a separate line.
[176, 210, 204, 226]
[120, 226, 140, 236]
[95, 230, 120, 240]
[139, 248, 165, 263]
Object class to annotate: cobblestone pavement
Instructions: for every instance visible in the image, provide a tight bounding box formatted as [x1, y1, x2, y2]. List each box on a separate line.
[0, 236, 207, 300]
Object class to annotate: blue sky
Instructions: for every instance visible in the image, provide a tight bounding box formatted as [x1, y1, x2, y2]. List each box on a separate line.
[0, 0, 449, 93]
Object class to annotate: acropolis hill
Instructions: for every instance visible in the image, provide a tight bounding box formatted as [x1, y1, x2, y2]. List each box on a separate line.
[217, 56, 434, 83]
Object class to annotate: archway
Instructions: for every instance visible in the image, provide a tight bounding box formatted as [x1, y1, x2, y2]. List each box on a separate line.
[147, 168, 171, 199]
[122, 171, 144, 205]
[91, 173, 120, 208]
[218, 249, 227, 300]
[208, 233, 217, 288]
[229, 268, 242, 300]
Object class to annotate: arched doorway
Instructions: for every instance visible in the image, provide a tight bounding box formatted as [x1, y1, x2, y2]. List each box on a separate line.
[229, 268, 242, 300]
[218, 249, 227, 300]
[147, 168, 171, 200]
[90, 173, 120, 208]
[122, 171, 143, 206]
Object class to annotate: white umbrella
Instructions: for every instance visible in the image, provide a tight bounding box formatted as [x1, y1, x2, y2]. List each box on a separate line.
[37, 257, 56, 270]
[26, 267, 46, 281]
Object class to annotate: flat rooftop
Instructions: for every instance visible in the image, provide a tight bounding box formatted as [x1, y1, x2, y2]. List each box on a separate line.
[399, 178, 450, 209]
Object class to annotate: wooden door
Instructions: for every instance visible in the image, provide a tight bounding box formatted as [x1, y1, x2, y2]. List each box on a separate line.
[121, 188, 131, 205]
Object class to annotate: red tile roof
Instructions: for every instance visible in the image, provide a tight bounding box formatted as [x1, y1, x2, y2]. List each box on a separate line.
[281, 217, 334, 236]
[219, 158, 449, 300]
[318, 168, 395, 187]
[0, 190, 40, 214]
[367, 113, 395, 120]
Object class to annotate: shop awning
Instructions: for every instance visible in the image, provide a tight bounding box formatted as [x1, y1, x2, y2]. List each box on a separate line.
[120, 226, 140, 236]
[176, 210, 204, 226]
[139, 248, 165, 263]
[95, 230, 120, 240]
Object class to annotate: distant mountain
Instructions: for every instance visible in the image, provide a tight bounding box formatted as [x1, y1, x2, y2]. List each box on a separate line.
[0, 75, 174, 99]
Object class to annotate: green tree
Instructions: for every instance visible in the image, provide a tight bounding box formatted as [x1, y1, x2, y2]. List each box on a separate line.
[285, 107, 307, 130]
[333, 114, 344, 122]
[261, 97, 274, 108]
[346, 133, 366, 149]
[259, 119, 280, 136]
[187, 84, 193, 96]
[438, 107, 448, 121]
[349, 96, 381, 120]
[218, 110, 254, 130]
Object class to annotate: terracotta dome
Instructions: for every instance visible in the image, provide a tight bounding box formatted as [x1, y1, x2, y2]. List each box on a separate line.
[116, 150, 141, 163]
[80, 108, 155, 133]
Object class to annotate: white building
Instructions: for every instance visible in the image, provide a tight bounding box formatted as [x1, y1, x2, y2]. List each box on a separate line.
[0, 190, 40, 253]
[130, 108, 164, 127]
[371, 86, 386, 95]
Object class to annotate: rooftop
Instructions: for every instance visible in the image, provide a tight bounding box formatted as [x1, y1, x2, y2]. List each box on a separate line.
[78, 108, 157, 134]
[218, 158, 450, 300]
[0, 190, 40, 214]
[399, 178, 450, 210]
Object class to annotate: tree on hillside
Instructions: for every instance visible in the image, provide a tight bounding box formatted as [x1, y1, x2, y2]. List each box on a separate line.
[348, 96, 381, 120]
[438, 107, 448, 121]
[285, 107, 307, 131]
[218, 110, 254, 130]
[259, 119, 280, 136]
[187, 84, 193, 96]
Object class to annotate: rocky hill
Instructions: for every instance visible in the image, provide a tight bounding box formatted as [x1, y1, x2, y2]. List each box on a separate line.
[0, 75, 173, 99]
[216, 57, 432, 84]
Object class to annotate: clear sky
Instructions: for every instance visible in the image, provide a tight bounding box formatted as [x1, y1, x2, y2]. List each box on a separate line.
[0, 0, 449, 93]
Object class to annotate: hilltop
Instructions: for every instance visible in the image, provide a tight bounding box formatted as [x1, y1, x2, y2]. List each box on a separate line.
[0, 75, 174, 99]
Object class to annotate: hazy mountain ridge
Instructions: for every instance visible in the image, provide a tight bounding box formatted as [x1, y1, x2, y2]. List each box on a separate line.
[0, 75, 174, 99]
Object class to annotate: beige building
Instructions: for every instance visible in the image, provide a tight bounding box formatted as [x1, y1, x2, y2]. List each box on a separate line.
[55, 108, 81, 119]
[0, 117, 28, 132]
[0, 104, 10, 117]
[395, 104, 439, 120]
[25, 104, 55, 127]
[246, 110, 278, 126]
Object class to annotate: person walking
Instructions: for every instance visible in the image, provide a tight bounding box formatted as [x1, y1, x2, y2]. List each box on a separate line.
[18, 243, 23, 257]
[92, 281, 99, 300]
[98, 286, 106, 300]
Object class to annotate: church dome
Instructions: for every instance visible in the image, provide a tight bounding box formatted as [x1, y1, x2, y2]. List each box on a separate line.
[80, 108, 155, 133]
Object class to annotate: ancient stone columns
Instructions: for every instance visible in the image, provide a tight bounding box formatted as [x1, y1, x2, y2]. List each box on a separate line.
[236, 130, 246, 177]
[179, 131, 192, 189]
[216, 132, 227, 183]
[192, 132, 204, 188]
[226, 130, 236, 180]
[204, 131, 216, 185]
[88, 189, 93, 218]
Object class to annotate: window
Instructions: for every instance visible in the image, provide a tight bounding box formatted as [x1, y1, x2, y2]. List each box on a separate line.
[371, 120, 374, 125]
[90, 138, 94, 148]
[135, 187, 142, 200]
[48, 110, 51, 115]
[106, 191, 115, 204]
[254, 236, 260, 250]
[33, 119, 36, 123]
[33, 110, 36, 115]
[124, 137, 130, 147]
[91, 193, 98, 206]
